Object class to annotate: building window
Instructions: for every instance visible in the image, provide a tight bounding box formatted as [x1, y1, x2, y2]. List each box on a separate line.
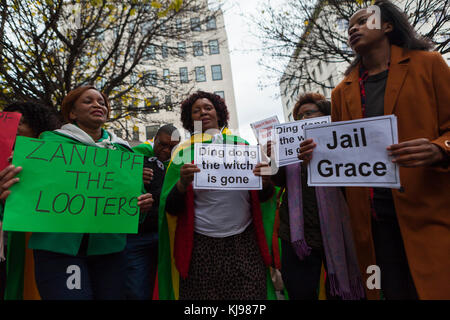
[165, 95, 173, 110]
[142, 20, 154, 33]
[208, 40, 219, 54]
[149, 70, 157, 86]
[159, 18, 167, 32]
[193, 41, 203, 56]
[195, 66, 206, 82]
[95, 28, 105, 41]
[206, 16, 217, 30]
[130, 71, 137, 85]
[146, 125, 159, 140]
[163, 68, 170, 83]
[190, 17, 201, 31]
[176, 19, 182, 31]
[150, 97, 159, 107]
[337, 18, 349, 31]
[144, 44, 156, 60]
[214, 91, 224, 99]
[211, 65, 223, 81]
[132, 127, 140, 141]
[162, 44, 168, 58]
[129, 46, 135, 58]
[177, 42, 186, 57]
[179, 67, 188, 83]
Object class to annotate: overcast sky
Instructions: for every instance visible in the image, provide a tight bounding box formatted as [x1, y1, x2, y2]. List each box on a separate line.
[221, 0, 286, 144]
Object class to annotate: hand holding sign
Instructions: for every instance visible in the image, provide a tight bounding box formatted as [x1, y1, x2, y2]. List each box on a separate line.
[388, 138, 445, 167]
[0, 165, 22, 203]
[137, 193, 154, 212]
[298, 138, 317, 165]
[253, 162, 271, 188]
[177, 163, 201, 193]
[142, 168, 154, 185]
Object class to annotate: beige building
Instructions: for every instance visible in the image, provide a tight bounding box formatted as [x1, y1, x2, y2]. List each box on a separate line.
[111, 1, 238, 142]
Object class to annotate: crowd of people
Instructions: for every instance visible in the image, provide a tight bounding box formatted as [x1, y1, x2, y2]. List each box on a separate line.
[0, 0, 449, 300]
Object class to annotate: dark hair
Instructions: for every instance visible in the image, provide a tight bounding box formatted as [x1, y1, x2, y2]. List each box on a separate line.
[315, 99, 331, 116]
[180, 91, 229, 133]
[292, 92, 326, 120]
[156, 124, 180, 140]
[61, 85, 111, 123]
[345, 0, 434, 75]
[4, 101, 62, 137]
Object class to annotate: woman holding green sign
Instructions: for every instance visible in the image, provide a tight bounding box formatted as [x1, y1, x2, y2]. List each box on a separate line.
[2, 86, 153, 300]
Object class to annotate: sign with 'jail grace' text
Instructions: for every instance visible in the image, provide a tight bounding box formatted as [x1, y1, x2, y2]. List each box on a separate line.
[304, 115, 400, 188]
[193, 143, 262, 190]
[273, 116, 331, 167]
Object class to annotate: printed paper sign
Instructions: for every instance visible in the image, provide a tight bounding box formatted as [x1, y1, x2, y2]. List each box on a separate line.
[193, 143, 262, 190]
[273, 116, 331, 167]
[304, 115, 400, 188]
[3, 136, 144, 233]
[250, 115, 279, 146]
[0, 112, 21, 171]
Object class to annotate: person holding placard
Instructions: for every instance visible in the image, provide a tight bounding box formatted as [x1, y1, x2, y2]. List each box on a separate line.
[1, 86, 154, 300]
[157, 91, 276, 300]
[270, 93, 364, 300]
[300, 0, 450, 300]
[125, 124, 180, 300]
[0, 102, 61, 300]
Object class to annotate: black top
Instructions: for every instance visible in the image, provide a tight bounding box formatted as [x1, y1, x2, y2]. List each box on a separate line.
[140, 156, 166, 233]
[363, 69, 396, 218]
[276, 167, 323, 249]
[364, 70, 388, 118]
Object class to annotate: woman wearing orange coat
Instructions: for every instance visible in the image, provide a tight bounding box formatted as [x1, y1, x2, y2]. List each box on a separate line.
[300, 0, 449, 299]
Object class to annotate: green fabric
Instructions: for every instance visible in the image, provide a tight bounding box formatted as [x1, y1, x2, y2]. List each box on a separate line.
[98, 128, 109, 142]
[259, 187, 280, 300]
[133, 142, 171, 169]
[259, 186, 280, 256]
[4, 232, 26, 300]
[132, 142, 154, 158]
[158, 133, 277, 300]
[26, 130, 137, 256]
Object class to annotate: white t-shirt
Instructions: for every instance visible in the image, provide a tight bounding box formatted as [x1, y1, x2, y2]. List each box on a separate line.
[193, 189, 252, 237]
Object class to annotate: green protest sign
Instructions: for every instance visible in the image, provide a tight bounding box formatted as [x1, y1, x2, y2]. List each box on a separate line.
[3, 136, 144, 233]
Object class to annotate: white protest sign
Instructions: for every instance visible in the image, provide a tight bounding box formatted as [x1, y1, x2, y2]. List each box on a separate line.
[250, 115, 279, 145]
[304, 115, 400, 188]
[273, 116, 331, 167]
[193, 143, 262, 190]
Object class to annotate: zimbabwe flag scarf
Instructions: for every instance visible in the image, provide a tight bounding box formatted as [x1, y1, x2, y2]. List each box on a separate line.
[156, 129, 277, 300]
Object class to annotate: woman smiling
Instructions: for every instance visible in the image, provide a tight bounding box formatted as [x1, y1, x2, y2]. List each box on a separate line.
[4, 86, 153, 300]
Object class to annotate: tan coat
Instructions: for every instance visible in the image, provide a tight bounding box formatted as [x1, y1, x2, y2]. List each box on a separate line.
[331, 45, 450, 300]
